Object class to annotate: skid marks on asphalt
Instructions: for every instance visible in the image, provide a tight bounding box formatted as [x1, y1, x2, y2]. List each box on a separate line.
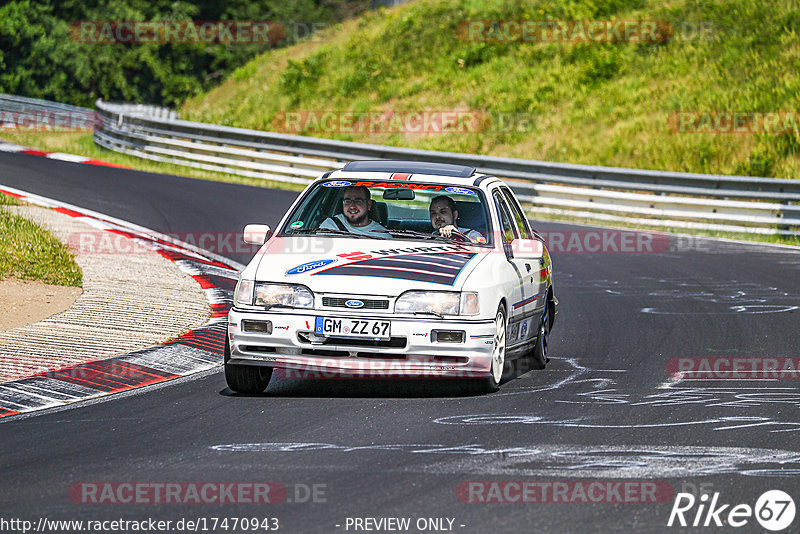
[556, 274, 800, 315]
[478, 357, 800, 431]
[207, 440, 800, 479]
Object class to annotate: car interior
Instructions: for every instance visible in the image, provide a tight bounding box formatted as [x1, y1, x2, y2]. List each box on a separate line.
[288, 184, 491, 240]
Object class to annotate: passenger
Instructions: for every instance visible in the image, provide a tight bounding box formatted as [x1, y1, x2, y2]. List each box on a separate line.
[320, 185, 390, 237]
[429, 195, 485, 243]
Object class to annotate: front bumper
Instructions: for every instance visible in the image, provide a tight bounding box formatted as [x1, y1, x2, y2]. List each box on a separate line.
[227, 307, 496, 379]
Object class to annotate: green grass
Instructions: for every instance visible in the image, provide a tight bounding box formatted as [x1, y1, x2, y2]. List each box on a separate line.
[0, 193, 19, 206]
[0, 194, 82, 286]
[181, 0, 800, 179]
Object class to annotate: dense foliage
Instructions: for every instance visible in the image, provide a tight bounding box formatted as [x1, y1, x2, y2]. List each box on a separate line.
[0, 0, 368, 107]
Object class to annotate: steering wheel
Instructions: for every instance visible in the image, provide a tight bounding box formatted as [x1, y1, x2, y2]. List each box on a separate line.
[449, 230, 470, 243]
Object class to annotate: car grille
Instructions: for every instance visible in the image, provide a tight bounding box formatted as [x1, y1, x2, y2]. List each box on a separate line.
[322, 297, 390, 310]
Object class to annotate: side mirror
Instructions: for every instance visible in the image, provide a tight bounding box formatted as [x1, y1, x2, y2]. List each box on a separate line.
[512, 238, 544, 260]
[243, 224, 272, 245]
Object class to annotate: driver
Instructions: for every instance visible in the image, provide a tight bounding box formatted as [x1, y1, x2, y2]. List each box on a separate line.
[429, 195, 485, 243]
[320, 185, 390, 237]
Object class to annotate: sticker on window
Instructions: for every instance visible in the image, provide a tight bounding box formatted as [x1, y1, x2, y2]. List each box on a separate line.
[289, 221, 304, 229]
[353, 181, 443, 191]
[445, 187, 476, 195]
[322, 181, 352, 188]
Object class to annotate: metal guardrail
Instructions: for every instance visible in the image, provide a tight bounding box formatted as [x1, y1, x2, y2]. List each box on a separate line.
[0, 93, 99, 131]
[3, 94, 799, 236]
[0, 94, 93, 114]
[92, 99, 800, 236]
[96, 101, 177, 121]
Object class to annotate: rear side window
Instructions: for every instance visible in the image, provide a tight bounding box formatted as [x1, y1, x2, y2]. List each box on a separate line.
[501, 187, 531, 239]
[492, 192, 518, 244]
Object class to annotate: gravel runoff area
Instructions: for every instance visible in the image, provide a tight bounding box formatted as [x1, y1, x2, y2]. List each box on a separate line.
[0, 279, 82, 331]
[0, 205, 211, 382]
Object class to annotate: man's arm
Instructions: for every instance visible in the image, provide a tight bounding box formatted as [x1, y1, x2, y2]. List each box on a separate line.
[437, 224, 459, 237]
[438, 225, 484, 243]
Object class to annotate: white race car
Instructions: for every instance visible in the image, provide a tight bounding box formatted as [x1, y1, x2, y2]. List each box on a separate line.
[226, 160, 557, 393]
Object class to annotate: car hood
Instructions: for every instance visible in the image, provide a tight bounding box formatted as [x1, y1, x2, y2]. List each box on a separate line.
[249, 236, 491, 295]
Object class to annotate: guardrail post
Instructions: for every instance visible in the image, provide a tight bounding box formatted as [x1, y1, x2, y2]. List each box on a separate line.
[778, 202, 798, 235]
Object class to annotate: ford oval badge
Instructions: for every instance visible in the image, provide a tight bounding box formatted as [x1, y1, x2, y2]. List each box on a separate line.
[345, 299, 364, 308]
[286, 259, 335, 275]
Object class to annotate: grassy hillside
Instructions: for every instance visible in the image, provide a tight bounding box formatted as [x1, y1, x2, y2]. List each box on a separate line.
[181, 0, 800, 179]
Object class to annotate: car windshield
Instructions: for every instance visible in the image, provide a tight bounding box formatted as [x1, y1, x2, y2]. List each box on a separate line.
[280, 179, 493, 245]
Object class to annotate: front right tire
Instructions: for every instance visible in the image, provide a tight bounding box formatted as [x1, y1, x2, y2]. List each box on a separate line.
[474, 304, 507, 393]
[224, 335, 272, 393]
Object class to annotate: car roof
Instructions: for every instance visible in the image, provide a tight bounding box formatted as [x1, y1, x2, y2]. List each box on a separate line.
[342, 160, 475, 177]
[322, 160, 500, 187]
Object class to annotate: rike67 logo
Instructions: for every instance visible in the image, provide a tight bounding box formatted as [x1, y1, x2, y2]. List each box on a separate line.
[668, 490, 795, 531]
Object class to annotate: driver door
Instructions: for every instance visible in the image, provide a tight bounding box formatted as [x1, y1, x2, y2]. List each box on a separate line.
[491, 190, 531, 347]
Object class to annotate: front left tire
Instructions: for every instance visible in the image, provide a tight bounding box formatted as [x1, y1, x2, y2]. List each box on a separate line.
[224, 335, 272, 393]
[477, 304, 507, 393]
[530, 303, 550, 370]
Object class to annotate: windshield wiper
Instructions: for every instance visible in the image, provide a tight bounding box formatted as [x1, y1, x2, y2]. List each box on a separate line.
[384, 228, 489, 245]
[286, 228, 373, 239]
[383, 229, 447, 241]
[286, 228, 319, 234]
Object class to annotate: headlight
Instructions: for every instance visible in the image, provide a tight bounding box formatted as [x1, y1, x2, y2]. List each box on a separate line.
[235, 279, 254, 306]
[395, 291, 479, 316]
[254, 283, 314, 309]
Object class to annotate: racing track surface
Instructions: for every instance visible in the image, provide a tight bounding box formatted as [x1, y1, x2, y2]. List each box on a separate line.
[2, 151, 800, 533]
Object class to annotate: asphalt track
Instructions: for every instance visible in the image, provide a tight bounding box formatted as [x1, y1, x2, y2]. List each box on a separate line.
[1, 151, 800, 533]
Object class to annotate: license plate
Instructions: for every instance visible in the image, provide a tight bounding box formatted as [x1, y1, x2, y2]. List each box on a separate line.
[315, 317, 391, 339]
